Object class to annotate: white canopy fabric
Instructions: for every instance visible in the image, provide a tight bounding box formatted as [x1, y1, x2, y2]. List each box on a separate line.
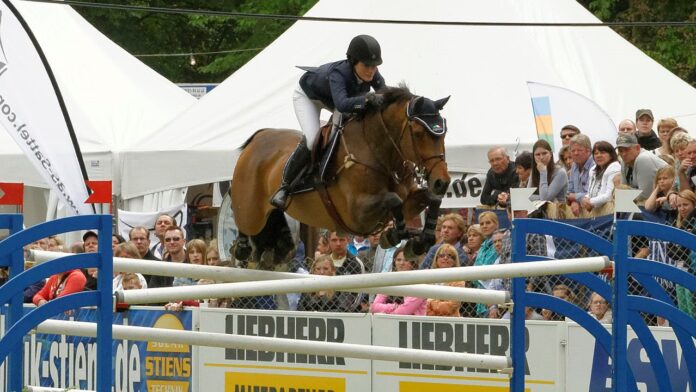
[0, 1, 195, 199]
[139, 0, 696, 201]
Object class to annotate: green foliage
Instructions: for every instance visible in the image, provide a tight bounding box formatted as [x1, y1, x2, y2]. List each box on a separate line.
[75, 0, 318, 83]
[580, 0, 696, 87]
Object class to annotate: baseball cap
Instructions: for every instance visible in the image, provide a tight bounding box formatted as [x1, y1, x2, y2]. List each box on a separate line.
[616, 133, 638, 148]
[82, 230, 98, 242]
[635, 109, 654, 120]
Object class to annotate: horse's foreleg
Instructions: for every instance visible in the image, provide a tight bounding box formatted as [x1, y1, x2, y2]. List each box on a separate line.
[405, 194, 442, 257]
[233, 234, 252, 266]
[380, 192, 410, 247]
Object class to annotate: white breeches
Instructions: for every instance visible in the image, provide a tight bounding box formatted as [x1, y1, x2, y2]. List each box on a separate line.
[293, 82, 327, 147]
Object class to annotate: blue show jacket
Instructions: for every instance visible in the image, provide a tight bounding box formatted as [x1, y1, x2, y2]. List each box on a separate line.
[299, 60, 385, 113]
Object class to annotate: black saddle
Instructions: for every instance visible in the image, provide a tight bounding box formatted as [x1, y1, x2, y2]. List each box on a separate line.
[288, 117, 345, 195]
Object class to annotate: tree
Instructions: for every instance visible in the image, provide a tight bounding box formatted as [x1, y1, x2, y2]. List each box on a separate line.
[76, 0, 317, 83]
[580, 0, 696, 87]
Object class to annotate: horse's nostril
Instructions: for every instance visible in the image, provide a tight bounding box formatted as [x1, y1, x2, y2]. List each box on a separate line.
[433, 179, 449, 195]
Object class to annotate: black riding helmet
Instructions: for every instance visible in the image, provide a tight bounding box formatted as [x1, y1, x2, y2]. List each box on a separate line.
[346, 35, 382, 66]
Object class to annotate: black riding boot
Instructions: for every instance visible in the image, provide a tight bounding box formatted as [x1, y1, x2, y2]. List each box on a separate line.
[270, 137, 311, 210]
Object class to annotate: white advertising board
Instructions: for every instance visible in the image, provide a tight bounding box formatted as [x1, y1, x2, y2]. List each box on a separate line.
[198, 308, 372, 392]
[442, 172, 488, 209]
[566, 323, 687, 392]
[371, 315, 564, 391]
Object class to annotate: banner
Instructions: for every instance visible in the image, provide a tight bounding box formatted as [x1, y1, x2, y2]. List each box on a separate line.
[3, 307, 193, 392]
[0, 0, 92, 215]
[117, 203, 188, 246]
[528, 81, 618, 155]
[442, 172, 487, 209]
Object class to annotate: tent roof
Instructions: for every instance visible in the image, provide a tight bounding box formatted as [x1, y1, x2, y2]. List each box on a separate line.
[0, 1, 196, 195]
[135, 0, 696, 199]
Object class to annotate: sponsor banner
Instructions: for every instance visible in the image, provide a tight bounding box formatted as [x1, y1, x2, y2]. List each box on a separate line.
[197, 308, 371, 392]
[178, 83, 218, 99]
[442, 172, 487, 209]
[566, 323, 686, 392]
[372, 316, 562, 391]
[1, 307, 192, 392]
[0, 1, 92, 215]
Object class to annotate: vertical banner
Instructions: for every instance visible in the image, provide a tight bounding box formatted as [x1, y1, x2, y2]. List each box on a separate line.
[528, 81, 618, 155]
[0, 0, 92, 215]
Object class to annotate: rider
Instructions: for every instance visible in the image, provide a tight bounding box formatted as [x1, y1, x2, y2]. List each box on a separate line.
[270, 34, 387, 209]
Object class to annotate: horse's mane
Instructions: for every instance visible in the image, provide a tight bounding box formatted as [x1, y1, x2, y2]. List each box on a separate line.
[365, 84, 413, 115]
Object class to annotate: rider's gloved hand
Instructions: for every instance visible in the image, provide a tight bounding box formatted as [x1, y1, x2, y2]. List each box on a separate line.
[365, 92, 384, 108]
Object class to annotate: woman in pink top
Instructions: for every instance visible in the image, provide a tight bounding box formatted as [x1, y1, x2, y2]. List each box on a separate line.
[370, 248, 427, 315]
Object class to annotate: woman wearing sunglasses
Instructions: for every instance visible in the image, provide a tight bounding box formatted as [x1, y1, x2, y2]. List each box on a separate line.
[426, 243, 465, 317]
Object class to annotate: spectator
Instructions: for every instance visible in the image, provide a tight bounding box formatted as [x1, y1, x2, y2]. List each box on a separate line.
[426, 244, 465, 317]
[121, 273, 142, 290]
[314, 230, 330, 259]
[480, 147, 518, 208]
[357, 231, 381, 273]
[462, 224, 484, 263]
[557, 146, 573, 174]
[298, 255, 350, 312]
[151, 214, 176, 259]
[678, 139, 696, 192]
[112, 234, 126, 252]
[617, 133, 667, 201]
[669, 190, 696, 319]
[112, 243, 148, 291]
[514, 151, 533, 188]
[69, 241, 84, 254]
[587, 292, 612, 323]
[173, 239, 207, 287]
[47, 236, 64, 252]
[567, 134, 594, 216]
[128, 226, 158, 260]
[559, 125, 581, 147]
[33, 269, 86, 306]
[645, 166, 676, 215]
[149, 226, 186, 289]
[666, 127, 689, 158]
[529, 140, 568, 203]
[580, 141, 621, 216]
[34, 237, 49, 251]
[420, 213, 468, 269]
[82, 231, 99, 291]
[483, 229, 510, 318]
[348, 235, 369, 256]
[206, 245, 221, 266]
[669, 131, 692, 191]
[328, 231, 365, 311]
[472, 211, 500, 317]
[656, 118, 679, 156]
[617, 119, 636, 134]
[635, 109, 661, 151]
[370, 247, 426, 315]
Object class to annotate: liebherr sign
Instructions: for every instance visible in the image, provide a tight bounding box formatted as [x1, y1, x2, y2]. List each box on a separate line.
[0, 0, 92, 215]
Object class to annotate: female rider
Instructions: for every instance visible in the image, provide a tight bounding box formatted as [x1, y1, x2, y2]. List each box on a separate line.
[271, 34, 386, 209]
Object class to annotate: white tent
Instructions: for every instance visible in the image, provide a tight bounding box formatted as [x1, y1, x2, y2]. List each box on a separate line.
[141, 0, 696, 205]
[0, 1, 196, 219]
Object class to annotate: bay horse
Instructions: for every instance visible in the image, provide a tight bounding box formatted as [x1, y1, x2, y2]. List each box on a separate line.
[230, 86, 451, 266]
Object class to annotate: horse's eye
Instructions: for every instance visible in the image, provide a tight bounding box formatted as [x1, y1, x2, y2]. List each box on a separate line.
[413, 130, 425, 140]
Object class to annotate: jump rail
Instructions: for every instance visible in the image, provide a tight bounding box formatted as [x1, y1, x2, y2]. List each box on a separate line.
[115, 256, 612, 305]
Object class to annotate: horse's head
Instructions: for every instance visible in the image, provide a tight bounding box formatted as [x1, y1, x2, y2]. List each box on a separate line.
[378, 87, 451, 196]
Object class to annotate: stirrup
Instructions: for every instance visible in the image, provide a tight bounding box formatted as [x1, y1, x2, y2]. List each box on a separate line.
[270, 187, 289, 210]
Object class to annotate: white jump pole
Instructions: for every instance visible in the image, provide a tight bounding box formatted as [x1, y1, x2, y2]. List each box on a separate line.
[30, 250, 509, 305]
[35, 319, 511, 371]
[116, 256, 611, 305]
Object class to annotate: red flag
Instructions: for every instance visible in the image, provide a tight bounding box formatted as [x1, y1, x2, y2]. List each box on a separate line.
[0, 183, 24, 206]
[85, 180, 112, 204]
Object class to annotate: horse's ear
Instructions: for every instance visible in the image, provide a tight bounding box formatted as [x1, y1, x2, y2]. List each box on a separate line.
[435, 96, 451, 110]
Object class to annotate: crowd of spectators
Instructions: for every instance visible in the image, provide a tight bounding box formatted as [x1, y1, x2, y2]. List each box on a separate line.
[5, 107, 694, 325]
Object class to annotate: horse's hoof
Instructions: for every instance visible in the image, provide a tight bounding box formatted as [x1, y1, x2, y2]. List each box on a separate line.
[380, 228, 400, 248]
[233, 242, 252, 262]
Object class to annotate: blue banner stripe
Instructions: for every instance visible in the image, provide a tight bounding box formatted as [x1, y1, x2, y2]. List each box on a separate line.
[531, 96, 551, 116]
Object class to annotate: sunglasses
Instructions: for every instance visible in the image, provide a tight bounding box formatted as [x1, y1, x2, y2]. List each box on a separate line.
[164, 237, 181, 242]
[561, 133, 575, 139]
[437, 253, 457, 259]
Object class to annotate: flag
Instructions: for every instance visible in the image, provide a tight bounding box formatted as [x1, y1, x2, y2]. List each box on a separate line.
[527, 81, 618, 155]
[85, 180, 112, 204]
[0, 0, 92, 215]
[0, 181, 22, 205]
